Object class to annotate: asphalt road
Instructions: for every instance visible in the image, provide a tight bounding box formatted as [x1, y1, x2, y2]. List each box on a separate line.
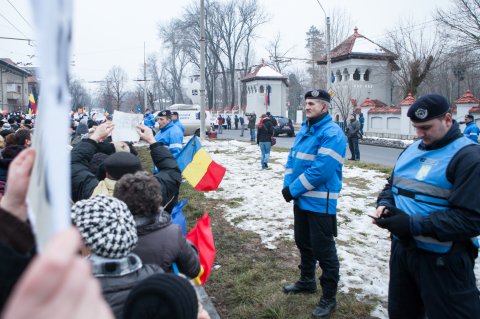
[213, 128, 403, 167]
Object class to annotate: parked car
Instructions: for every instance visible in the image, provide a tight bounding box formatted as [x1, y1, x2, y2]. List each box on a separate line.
[272, 116, 295, 137]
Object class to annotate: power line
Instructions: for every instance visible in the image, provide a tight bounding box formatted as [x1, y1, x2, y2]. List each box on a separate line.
[0, 11, 28, 38]
[6, 0, 33, 29]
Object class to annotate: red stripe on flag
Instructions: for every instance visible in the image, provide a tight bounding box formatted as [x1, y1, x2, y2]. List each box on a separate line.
[194, 160, 226, 191]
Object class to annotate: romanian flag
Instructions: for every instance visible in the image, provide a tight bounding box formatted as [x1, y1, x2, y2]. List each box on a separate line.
[265, 84, 271, 107]
[28, 91, 37, 115]
[177, 136, 226, 191]
[186, 212, 215, 285]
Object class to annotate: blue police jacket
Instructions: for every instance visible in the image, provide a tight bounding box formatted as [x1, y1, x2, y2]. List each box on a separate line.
[392, 136, 476, 252]
[173, 119, 185, 134]
[154, 121, 184, 158]
[143, 113, 156, 129]
[463, 121, 479, 143]
[284, 113, 346, 214]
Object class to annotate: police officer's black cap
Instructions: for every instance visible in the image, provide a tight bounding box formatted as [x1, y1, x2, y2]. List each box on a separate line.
[466, 114, 474, 120]
[407, 94, 450, 123]
[172, 111, 179, 116]
[157, 110, 172, 118]
[305, 89, 330, 103]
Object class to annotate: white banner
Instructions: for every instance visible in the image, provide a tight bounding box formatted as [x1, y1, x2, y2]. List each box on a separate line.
[111, 110, 143, 142]
[27, 0, 73, 252]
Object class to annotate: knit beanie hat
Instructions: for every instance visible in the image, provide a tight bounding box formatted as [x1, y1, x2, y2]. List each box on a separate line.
[123, 273, 199, 319]
[103, 152, 142, 180]
[71, 195, 138, 258]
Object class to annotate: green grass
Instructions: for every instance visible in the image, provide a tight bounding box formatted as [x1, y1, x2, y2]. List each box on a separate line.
[345, 161, 392, 175]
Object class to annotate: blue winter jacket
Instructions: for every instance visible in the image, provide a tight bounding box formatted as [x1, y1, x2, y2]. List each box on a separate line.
[463, 121, 479, 143]
[154, 122, 184, 158]
[143, 113, 156, 129]
[173, 119, 185, 134]
[284, 114, 347, 214]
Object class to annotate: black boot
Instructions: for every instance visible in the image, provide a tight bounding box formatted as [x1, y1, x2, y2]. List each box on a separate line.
[282, 276, 317, 294]
[312, 296, 336, 318]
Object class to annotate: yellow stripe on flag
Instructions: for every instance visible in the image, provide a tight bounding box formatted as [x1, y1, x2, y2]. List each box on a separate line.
[182, 148, 213, 187]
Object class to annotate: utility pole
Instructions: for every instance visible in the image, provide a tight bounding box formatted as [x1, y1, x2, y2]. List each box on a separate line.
[144, 42, 147, 111]
[199, 0, 206, 139]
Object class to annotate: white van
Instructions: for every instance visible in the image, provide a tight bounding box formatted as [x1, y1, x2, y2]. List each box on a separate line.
[154, 104, 212, 136]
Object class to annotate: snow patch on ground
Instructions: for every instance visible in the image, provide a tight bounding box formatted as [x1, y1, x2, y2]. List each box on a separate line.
[199, 139, 479, 319]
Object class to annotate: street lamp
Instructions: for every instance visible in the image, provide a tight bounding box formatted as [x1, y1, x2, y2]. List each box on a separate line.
[315, 0, 331, 94]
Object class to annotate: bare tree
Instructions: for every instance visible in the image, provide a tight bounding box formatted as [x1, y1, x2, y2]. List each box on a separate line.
[105, 66, 128, 110]
[69, 79, 91, 110]
[213, 0, 268, 107]
[437, 0, 480, 50]
[159, 20, 191, 104]
[385, 20, 446, 97]
[266, 33, 294, 73]
[332, 81, 360, 128]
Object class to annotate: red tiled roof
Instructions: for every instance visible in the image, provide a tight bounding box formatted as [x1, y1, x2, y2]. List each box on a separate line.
[318, 27, 397, 64]
[360, 97, 387, 107]
[399, 93, 416, 106]
[368, 107, 401, 114]
[469, 107, 480, 113]
[456, 90, 480, 104]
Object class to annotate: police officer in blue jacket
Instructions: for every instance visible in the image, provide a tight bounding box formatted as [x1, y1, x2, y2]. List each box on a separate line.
[374, 94, 480, 319]
[154, 110, 183, 158]
[463, 114, 479, 143]
[282, 89, 347, 318]
[171, 111, 185, 135]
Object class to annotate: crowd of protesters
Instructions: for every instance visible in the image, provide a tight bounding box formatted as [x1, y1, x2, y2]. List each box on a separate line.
[0, 110, 212, 319]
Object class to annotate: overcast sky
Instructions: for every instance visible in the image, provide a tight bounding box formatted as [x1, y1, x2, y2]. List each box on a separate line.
[1, 0, 452, 91]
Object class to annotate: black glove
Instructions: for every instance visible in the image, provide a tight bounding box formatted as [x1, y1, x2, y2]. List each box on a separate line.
[375, 206, 411, 238]
[282, 187, 293, 202]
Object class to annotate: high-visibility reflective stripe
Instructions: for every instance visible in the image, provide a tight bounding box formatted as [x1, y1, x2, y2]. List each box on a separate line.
[414, 235, 452, 253]
[468, 133, 478, 136]
[299, 173, 315, 190]
[393, 176, 450, 199]
[302, 191, 339, 199]
[169, 143, 183, 149]
[295, 152, 316, 161]
[285, 168, 293, 175]
[318, 147, 344, 164]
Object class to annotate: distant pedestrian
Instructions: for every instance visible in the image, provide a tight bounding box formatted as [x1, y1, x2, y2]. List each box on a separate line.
[217, 115, 224, 134]
[463, 114, 479, 143]
[247, 113, 256, 142]
[239, 115, 245, 137]
[359, 112, 365, 136]
[226, 115, 232, 129]
[256, 114, 274, 169]
[346, 114, 361, 161]
[266, 111, 277, 127]
[234, 114, 239, 130]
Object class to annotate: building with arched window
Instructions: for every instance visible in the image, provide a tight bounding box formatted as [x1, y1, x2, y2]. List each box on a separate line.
[317, 27, 399, 127]
[241, 61, 288, 120]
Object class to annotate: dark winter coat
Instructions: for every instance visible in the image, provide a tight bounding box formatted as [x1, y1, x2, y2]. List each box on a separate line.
[93, 255, 162, 319]
[70, 140, 181, 212]
[0, 208, 34, 312]
[133, 212, 201, 279]
[257, 118, 274, 143]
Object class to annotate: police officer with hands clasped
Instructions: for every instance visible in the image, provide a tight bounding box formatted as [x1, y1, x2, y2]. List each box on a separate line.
[282, 89, 346, 318]
[373, 94, 480, 319]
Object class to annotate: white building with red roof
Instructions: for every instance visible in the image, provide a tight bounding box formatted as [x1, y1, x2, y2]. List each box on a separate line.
[240, 61, 288, 119]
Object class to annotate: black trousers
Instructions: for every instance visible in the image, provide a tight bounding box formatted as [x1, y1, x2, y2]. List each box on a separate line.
[388, 239, 480, 319]
[293, 206, 339, 299]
